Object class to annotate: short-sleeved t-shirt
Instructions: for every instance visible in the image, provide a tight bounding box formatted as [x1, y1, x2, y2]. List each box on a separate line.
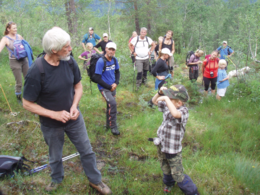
[217, 46, 234, 59]
[188, 54, 200, 70]
[82, 33, 101, 46]
[81, 50, 96, 66]
[217, 69, 229, 89]
[95, 57, 119, 90]
[130, 36, 153, 60]
[23, 57, 82, 127]
[94, 40, 112, 54]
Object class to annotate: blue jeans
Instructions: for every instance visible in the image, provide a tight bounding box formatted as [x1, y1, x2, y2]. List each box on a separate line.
[41, 113, 101, 184]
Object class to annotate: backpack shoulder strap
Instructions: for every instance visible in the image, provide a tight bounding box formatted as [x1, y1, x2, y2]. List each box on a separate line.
[134, 36, 139, 52]
[68, 58, 74, 72]
[101, 56, 107, 73]
[5, 36, 14, 41]
[146, 36, 149, 44]
[16, 34, 18, 40]
[35, 57, 45, 85]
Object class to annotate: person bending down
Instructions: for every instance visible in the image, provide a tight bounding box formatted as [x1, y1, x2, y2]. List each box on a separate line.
[151, 85, 199, 195]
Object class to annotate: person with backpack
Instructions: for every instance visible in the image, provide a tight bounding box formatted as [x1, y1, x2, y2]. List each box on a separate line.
[94, 33, 112, 55]
[202, 51, 219, 96]
[81, 27, 101, 50]
[92, 42, 120, 135]
[151, 85, 199, 195]
[216, 41, 234, 70]
[78, 42, 96, 70]
[187, 50, 204, 82]
[22, 28, 112, 195]
[159, 30, 175, 76]
[0, 21, 30, 104]
[129, 27, 155, 90]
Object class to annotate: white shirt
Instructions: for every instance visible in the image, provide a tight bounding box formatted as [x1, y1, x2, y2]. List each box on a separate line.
[131, 36, 153, 60]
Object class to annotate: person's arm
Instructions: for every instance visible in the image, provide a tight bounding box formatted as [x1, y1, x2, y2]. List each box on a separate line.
[128, 42, 134, 53]
[152, 87, 166, 105]
[23, 99, 71, 123]
[92, 74, 112, 90]
[18, 34, 24, 40]
[202, 60, 207, 74]
[94, 42, 103, 54]
[95, 34, 101, 43]
[156, 96, 182, 118]
[78, 54, 88, 61]
[159, 39, 163, 52]
[149, 41, 156, 55]
[0, 37, 8, 53]
[228, 49, 234, 57]
[171, 41, 175, 55]
[70, 81, 82, 120]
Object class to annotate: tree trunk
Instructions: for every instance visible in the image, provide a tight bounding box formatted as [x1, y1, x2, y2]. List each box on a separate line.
[133, 0, 140, 33]
[65, 0, 77, 36]
[108, 0, 111, 39]
[146, 0, 152, 34]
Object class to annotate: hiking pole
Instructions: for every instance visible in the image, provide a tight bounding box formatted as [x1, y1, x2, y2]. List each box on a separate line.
[0, 84, 17, 116]
[227, 56, 237, 68]
[31, 152, 80, 174]
[132, 62, 136, 92]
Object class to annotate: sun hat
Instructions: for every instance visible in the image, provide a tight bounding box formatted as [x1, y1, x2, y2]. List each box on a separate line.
[89, 27, 94, 30]
[223, 41, 227, 44]
[103, 33, 108, 37]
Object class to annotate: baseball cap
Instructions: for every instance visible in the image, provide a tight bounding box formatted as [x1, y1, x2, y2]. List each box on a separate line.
[106, 42, 117, 50]
[89, 27, 94, 30]
[161, 48, 173, 56]
[162, 85, 189, 102]
[103, 33, 108, 37]
[223, 41, 227, 44]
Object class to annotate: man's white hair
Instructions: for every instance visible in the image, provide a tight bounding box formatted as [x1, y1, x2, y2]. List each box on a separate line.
[140, 27, 147, 32]
[42, 28, 71, 55]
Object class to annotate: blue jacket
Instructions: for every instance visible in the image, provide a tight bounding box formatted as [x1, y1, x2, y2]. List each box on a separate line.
[22, 40, 33, 67]
[217, 46, 234, 60]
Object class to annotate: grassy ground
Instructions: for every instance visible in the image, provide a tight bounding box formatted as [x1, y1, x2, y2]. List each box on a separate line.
[0, 48, 259, 195]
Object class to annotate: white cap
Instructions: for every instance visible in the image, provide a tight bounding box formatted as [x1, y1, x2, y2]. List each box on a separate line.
[106, 42, 117, 50]
[161, 48, 172, 56]
[103, 33, 108, 37]
[89, 27, 94, 30]
[223, 41, 227, 44]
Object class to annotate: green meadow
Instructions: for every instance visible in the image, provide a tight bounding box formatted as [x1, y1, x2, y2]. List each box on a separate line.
[0, 47, 259, 195]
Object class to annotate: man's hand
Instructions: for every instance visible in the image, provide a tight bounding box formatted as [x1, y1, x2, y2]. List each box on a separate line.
[110, 83, 117, 92]
[148, 51, 151, 56]
[52, 110, 71, 123]
[70, 105, 80, 120]
[100, 51, 104, 54]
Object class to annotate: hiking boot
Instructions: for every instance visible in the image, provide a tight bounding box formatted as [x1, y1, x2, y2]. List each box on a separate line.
[89, 181, 112, 195]
[164, 185, 174, 193]
[45, 182, 61, 192]
[111, 127, 120, 135]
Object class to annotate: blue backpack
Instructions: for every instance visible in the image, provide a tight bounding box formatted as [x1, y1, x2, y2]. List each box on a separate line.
[5, 34, 27, 60]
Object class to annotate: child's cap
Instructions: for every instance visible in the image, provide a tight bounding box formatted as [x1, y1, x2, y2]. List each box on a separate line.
[162, 85, 189, 102]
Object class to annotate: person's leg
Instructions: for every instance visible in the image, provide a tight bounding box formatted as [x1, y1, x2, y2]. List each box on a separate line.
[157, 145, 175, 188]
[21, 58, 29, 78]
[142, 59, 149, 85]
[194, 70, 199, 81]
[66, 114, 102, 184]
[203, 77, 210, 95]
[211, 77, 217, 95]
[168, 152, 199, 195]
[40, 124, 65, 183]
[100, 89, 118, 134]
[9, 59, 23, 96]
[135, 60, 143, 89]
[216, 94, 221, 100]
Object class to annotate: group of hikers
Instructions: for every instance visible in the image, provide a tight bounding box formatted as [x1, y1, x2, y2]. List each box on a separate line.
[0, 21, 234, 195]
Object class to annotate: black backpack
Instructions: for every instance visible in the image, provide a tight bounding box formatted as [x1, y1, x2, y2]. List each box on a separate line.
[0, 155, 33, 178]
[227, 46, 232, 55]
[87, 53, 115, 83]
[186, 51, 195, 65]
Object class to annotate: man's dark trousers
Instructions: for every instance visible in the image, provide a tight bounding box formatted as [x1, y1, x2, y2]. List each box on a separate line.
[100, 88, 117, 129]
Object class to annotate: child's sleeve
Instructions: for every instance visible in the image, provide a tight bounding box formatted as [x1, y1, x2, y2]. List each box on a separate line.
[158, 101, 166, 112]
[175, 107, 189, 124]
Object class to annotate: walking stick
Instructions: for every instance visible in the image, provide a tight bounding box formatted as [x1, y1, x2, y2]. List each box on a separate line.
[30, 152, 80, 174]
[132, 62, 136, 92]
[0, 84, 17, 116]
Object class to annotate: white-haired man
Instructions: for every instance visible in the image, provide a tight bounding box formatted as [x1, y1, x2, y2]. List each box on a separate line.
[129, 27, 155, 90]
[22, 28, 111, 194]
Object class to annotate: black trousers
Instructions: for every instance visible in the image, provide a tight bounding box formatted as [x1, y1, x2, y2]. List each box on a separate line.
[203, 77, 217, 91]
